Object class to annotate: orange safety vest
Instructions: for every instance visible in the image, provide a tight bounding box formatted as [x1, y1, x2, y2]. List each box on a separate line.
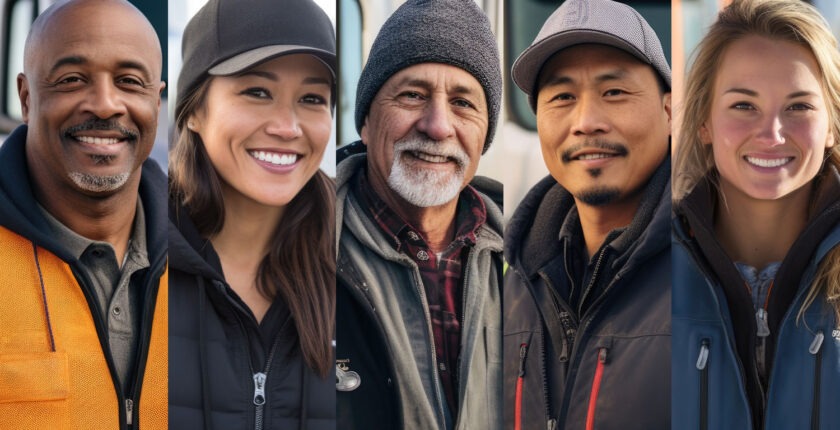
[0, 225, 167, 429]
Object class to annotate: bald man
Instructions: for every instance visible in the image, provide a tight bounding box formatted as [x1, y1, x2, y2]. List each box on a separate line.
[0, 0, 167, 428]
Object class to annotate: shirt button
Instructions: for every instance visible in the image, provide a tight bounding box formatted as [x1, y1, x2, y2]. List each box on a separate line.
[112, 307, 122, 316]
[416, 250, 429, 261]
[439, 362, 447, 371]
[407, 231, 420, 241]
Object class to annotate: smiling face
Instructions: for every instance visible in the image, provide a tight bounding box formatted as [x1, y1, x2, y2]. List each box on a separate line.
[189, 54, 333, 208]
[361, 63, 487, 208]
[18, 0, 164, 196]
[535, 44, 671, 208]
[703, 35, 833, 201]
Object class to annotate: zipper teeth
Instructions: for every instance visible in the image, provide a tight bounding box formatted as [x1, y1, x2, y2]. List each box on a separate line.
[585, 348, 608, 430]
[579, 247, 608, 315]
[411, 266, 447, 426]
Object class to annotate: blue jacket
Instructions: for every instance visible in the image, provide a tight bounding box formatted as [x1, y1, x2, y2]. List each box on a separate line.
[672, 177, 840, 430]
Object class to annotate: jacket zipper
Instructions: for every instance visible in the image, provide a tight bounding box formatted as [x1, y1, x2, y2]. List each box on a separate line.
[754, 307, 770, 385]
[579, 247, 609, 315]
[810, 331, 824, 430]
[697, 339, 710, 430]
[252, 311, 283, 430]
[515, 343, 528, 430]
[585, 347, 608, 430]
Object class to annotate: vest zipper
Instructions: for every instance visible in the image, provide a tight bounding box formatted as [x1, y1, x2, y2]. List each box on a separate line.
[755, 307, 770, 383]
[696, 339, 710, 430]
[585, 347, 608, 430]
[253, 323, 283, 430]
[515, 343, 528, 430]
[810, 331, 824, 430]
[125, 398, 134, 427]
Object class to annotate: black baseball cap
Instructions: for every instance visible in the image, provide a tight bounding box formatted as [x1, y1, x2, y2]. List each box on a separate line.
[177, 0, 336, 115]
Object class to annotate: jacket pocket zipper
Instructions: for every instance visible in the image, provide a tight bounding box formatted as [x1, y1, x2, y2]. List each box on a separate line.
[810, 331, 824, 430]
[697, 339, 710, 430]
[585, 347, 608, 430]
[515, 343, 528, 430]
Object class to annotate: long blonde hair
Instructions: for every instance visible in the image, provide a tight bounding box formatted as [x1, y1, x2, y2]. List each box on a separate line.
[674, 0, 840, 324]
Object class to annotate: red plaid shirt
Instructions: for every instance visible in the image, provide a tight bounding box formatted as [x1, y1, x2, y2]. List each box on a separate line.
[355, 170, 487, 418]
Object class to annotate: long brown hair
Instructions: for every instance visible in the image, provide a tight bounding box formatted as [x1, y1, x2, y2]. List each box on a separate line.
[675, 0, 840, 324]
[170, 76, 336, 378]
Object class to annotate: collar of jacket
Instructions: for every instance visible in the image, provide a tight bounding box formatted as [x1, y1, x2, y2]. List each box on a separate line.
[335, 147, 504, 261]
[0, 124, 168, 267]
[168, 198, 227, 282]
[505, 154, 672, 279]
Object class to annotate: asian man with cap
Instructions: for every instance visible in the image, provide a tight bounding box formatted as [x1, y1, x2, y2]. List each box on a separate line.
[334, 0, 504, 429]
[503, 0, 671, 429]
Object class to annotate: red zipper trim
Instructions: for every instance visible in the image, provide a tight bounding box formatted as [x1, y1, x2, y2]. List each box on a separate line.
[515, 343, 528, 430]
[586, 348, 608, 430]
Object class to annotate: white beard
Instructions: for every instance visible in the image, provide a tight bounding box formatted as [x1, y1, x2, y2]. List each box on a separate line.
[387, 136, 470, 208]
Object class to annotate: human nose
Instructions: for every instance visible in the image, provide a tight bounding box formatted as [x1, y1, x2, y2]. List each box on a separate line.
[416, 98, 455, 141]
[570, 95, 610, 136]
[264, 105, 303, 140]
[754, 114, 785, 146]
[81, 80, 127, 119]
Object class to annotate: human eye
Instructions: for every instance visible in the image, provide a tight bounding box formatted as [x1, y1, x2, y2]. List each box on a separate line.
[787, 102, 813, 111]
[241, 87, 271, 99]
[51, 74, 86, 89]
[300, 93, 327, 105]
[603, 88, 625, 97]
[551, 92, 575, 103]
[730, 102, 755, 111]
[452, 98, 476, 109]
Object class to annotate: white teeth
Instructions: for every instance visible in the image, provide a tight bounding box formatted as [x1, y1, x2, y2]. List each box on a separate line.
[250, 150, 297, 166]
[577, 153, 613, 160]
[745, 156, 792, 168]
[77, 136, 119, 145]
[412, 151, 448, 163]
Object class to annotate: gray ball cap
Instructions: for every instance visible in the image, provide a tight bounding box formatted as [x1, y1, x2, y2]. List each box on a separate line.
[512, 0, 671, 111]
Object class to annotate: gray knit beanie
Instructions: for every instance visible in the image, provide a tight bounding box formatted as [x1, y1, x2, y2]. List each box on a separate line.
[354, 0, 502, 153]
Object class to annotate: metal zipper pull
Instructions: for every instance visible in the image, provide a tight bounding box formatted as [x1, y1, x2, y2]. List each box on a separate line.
[125, 398, 134, 426]
[518, 343, 528, 377]
[809, 331, 825, 355]
[696, 339, 709, 370]
[755, 308, 770, 337]
[253, 372, 267, 405]
[547, 418, 557, 430]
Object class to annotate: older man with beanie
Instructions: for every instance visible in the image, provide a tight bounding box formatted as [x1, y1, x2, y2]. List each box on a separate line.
[504, 0, 671, 429]
[335, 0, 503, 429]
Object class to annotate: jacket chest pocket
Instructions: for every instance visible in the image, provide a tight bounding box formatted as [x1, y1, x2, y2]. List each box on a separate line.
[0, 352, 70, 428]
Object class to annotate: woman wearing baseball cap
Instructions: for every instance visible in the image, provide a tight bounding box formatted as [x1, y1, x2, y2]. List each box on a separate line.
[168, 0, 336, 428]
[673, 0, 840, 428]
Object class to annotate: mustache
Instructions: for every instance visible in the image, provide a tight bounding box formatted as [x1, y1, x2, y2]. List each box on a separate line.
[64, 119, 138, 140]
[393, 136, 470, 168]
[561, 139, 628, 163]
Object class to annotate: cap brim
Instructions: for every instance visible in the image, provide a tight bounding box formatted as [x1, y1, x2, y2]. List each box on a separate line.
[512, 30, 650, 97]
[208, 45, 336, 79]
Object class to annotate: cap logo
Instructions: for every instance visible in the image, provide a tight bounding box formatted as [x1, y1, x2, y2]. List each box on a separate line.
[568, 1, 589, 25]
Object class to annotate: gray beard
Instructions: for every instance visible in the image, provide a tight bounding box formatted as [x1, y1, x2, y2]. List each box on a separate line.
[69, 172, 130, 193]
[386, 136, 469, 208]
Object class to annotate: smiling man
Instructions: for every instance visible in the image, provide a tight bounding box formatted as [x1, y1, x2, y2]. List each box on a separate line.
[503, 0, 672, 429]
[334, 0, 503, 429]
[0, 0, 167, 428]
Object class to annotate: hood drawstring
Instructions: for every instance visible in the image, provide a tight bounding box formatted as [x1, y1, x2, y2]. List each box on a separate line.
[299, 360, 309, 430]
[198, 276, 214, 430]
[32, 241, 56, 351]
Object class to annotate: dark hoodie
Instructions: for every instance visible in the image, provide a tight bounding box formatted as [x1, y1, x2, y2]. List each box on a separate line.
[168, 201, 336, 430]
[503, 157, 671, 430]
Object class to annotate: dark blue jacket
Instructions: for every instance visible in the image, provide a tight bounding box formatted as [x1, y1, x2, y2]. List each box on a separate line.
[672, 175, 840, 430]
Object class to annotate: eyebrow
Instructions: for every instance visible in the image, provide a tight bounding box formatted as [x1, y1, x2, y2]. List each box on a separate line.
[396, 78, 481, 97]
[238, 70, 331, 86]
[724, 87, 818, 99]
[48, 56, 154, 79]
[541, 69, 630, 88]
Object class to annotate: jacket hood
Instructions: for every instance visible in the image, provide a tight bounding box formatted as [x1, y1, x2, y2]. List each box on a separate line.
[505, 155, 672, 278]
[0, 125, 168, 265]
[168, 200, 226, 283]
[336, 143, 505, 258]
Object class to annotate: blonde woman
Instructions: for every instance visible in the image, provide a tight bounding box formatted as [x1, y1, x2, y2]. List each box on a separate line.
[673, 0, 840, 428]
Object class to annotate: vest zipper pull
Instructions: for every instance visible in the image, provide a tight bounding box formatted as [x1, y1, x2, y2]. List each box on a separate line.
[125, 398, 133, 426]
[696, 339, 709, 370]
[809, 331, 825, 355]
[756, 308, 770, 337]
